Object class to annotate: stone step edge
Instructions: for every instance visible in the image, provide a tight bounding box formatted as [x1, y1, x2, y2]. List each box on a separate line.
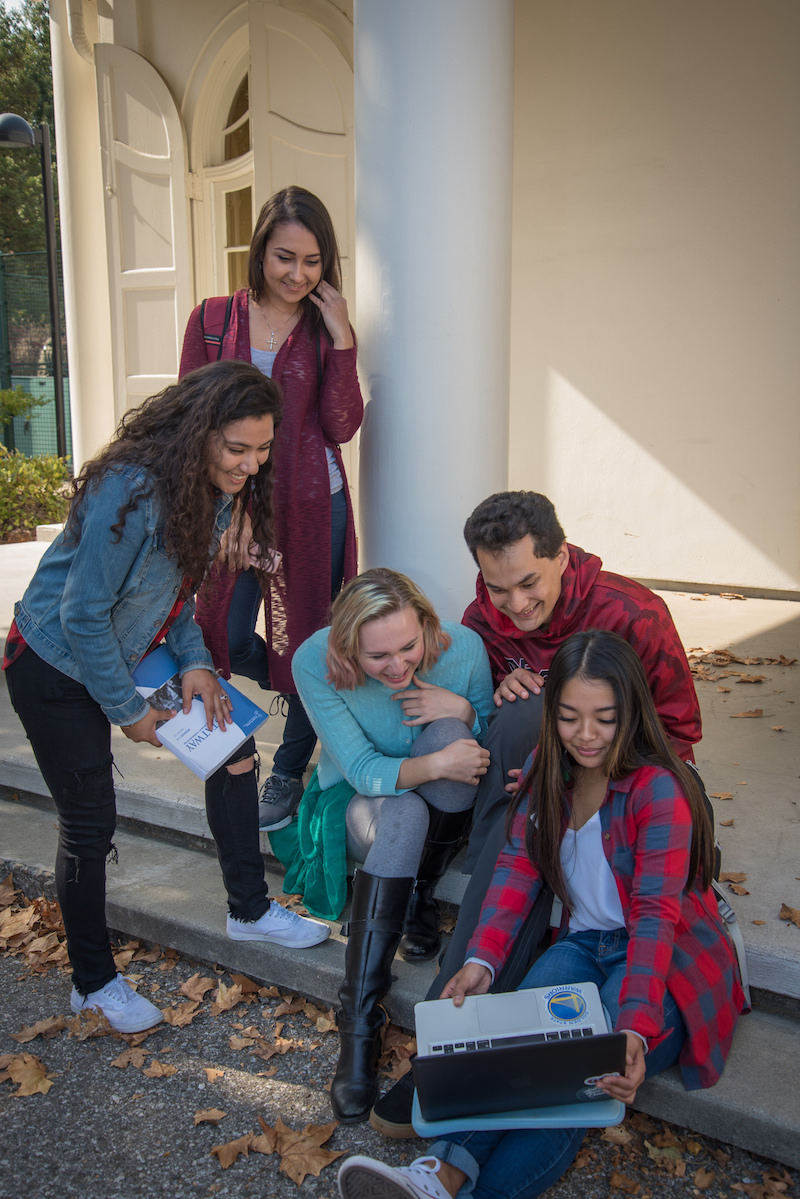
[3, 848, 799, 1172]
[4, 755, 800, 1005]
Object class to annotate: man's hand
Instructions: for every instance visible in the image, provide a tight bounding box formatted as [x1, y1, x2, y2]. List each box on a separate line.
[493, 668, 544, 707]
[598, 1032, 646, 1104]
[181, 669, 233, 732]
[440, 962, 492, 1006]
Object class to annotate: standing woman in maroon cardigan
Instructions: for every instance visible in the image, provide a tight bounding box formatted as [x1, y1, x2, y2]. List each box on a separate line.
[180, 187, 363, 832]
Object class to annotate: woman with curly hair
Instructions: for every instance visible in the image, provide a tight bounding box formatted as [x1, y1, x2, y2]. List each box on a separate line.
[4, 360, 329, 1035]
[180, 186, 363, 834]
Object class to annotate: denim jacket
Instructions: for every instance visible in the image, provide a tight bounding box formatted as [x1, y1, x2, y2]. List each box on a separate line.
[14, 465, 232, 726]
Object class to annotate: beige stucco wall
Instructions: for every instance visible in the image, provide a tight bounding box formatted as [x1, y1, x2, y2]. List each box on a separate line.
[510, 0, 800, 593]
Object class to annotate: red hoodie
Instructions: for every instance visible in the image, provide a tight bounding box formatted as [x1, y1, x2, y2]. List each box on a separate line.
[462, 543, 701, 760]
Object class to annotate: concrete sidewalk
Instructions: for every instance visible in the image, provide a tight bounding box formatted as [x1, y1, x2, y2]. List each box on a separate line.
[1, 540, 799, 1167]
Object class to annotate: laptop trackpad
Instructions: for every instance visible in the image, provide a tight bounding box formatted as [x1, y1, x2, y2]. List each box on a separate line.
[475, 989, 541, 1036]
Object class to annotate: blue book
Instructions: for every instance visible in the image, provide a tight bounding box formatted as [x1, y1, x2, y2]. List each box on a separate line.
[132, 645, 267, 781]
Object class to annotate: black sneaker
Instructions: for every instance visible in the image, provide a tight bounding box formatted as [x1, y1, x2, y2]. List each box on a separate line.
[258, 774, 304, 832]
[368, 1069, 418, 1139]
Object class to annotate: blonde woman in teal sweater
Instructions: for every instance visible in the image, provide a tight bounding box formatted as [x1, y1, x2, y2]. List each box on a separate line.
[290, 568, 493, 1124]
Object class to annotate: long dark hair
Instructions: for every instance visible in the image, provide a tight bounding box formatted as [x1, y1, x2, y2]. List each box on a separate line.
[247, 186, 343, 329]
[521, 629, 714, 905]
[67, 360, 283, 583]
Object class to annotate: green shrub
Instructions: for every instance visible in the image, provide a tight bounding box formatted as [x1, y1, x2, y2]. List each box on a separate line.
[0, 445, 71, 536]
[0, 385, 48, 427]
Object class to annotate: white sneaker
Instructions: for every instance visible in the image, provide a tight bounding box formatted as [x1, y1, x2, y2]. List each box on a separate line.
[70, 973, 163, 1034]
[226, 901, 330, 948]
[337, 1156, 451, 1199]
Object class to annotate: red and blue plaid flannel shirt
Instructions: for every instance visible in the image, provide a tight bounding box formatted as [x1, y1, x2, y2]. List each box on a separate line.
[467, 764, 747, 1090]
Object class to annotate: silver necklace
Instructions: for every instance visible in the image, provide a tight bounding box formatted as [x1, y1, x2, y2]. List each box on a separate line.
[254, 297, 297, 351]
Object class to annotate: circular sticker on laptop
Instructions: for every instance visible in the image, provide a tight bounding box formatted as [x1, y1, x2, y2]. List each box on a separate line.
[545, 987, 587, 1023]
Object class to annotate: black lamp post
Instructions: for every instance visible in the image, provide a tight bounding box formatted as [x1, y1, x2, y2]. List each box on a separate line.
[0, 112, 67, 459]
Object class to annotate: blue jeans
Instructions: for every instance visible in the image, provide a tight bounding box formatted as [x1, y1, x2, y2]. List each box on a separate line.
[226, 487, 348, 780]
[432, 929, 686, 1199]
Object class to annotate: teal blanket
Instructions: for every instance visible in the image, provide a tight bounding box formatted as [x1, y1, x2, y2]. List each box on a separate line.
[268, 768, 355, 921]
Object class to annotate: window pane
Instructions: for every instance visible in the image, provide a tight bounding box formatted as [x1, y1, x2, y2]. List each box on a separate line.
[228, 250, 249, 294]
[224, 120, 250, 161]
[225, 186, 252, 249]
[227, 77, 249, 127]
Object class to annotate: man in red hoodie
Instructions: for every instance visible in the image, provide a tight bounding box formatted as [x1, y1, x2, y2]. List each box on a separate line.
[460, 489, 700, 868]
[370, 490, 703, 1136]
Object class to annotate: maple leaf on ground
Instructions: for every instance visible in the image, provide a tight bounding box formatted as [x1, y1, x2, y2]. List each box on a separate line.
[609, 1171, 639, 1193]
[10, 1016, 66, 1044]
[730, 710, 764, 719]
[0, 1052, 55, 1095]
[710, 792, 734, 800]
[132, 946, 162, 963]
[255, 1115, 345, 1185]
[779, 903, 800, 929]
[211, 981, 244, 1015]
[0, 873, 18, 907]
[211, 1133, 254, 1169]
[161, 1000, 202, 1028]
[66, 1010, 113, 1040]
[729, 883, 750, 896]
[736, 675, 766, 684]
[720, 871, 747, 883]
[229, 1034, 256, 1051]
[720, 819, 735, 827]
[113, 948, 137, 973]
[602, 1126, 634, 1145]
[274, 994, 306, 1017]
[229, 973, 261, 994]
[110, 1046, 149, 1069]
[179, 972, 216, 1002]
[142, 1059, 178, 1078]
[204, 1067, 225, 1083]
[694, 1167, 716, 1189]
[195, 1108, 227, 1125]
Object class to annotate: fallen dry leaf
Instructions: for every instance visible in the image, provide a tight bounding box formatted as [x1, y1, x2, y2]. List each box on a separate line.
[601, 1125, 634, 1145]
[0, 1052, 55, 1095]
[709, 792, 733, 801]
[752, 920, 767, 925]
[10, 1016, 66, 1044]
[211, 1133, 254, 1169]
[720, 819, 735, 827]
[229, 973, 261, 994]
[211, 981, 244, 1015]
[161, 1000, 202, 1028]
[609, 1171, 639, 1192]
[110, 1046, 150, 1069]
[195, 1108, 227, 1126]
[720, 872, 747, 883]
[66, 1010, 113, 1040]
[694, 1168, 716, 1189]
[721, 593, 746, 600]
[180, 973, 216, 1002]
[254, 1116, 344, 1186]
[274, 994, 306, 1018]
[730, 709, 764, 719]
[717, 686, 731, 693]
[0, 873, 18, 907]
[770, 726, 785, 732]
[736, 675, 766, 684]
[204, 1068, 225, 1083]
[728, 883, 750, 896]
[779, 903, 800, 929]
[645, 1138, 682, 1163]
[142, 1059, 178, 1078]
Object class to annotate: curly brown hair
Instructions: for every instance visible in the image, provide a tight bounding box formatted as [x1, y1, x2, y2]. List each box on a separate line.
[66, 360, 283, 583]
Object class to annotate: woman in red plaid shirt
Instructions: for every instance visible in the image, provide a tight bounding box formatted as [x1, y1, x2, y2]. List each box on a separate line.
[337, 629, 747, 1199]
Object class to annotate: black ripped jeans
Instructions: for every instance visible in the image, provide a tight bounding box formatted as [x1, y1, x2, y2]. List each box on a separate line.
[6, 647, 269, 997]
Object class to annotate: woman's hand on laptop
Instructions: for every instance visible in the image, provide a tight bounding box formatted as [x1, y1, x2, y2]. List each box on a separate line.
[597, 1032, 646, 1104]
[441, 962, 492, 1006]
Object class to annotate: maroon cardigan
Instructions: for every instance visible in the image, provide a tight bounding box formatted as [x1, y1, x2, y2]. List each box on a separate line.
[179, 290, 363, 692]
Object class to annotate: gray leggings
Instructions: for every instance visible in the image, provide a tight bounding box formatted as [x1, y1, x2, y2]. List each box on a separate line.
[345, 718, 476, 879]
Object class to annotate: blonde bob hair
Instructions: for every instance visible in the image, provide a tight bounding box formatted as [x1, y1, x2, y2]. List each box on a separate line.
[326, 567, 451, 691]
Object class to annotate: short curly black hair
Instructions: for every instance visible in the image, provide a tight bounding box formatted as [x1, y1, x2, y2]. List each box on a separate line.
[463, 491, 566, 563]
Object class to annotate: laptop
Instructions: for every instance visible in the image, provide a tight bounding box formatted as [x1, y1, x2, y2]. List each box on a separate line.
[411, 983, 627, 1123]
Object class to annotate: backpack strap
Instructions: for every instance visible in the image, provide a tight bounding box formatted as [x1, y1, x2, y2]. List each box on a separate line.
[200, 294, 235, 362]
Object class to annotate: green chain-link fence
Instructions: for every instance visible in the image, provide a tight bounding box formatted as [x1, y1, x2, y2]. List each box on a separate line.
[0, 249, 71, 460]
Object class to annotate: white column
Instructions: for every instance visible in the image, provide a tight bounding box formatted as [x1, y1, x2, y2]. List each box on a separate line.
[354, 0, 514, 620]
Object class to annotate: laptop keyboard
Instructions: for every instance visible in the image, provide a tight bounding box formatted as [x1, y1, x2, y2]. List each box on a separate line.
[429, 1027, 597, 1054]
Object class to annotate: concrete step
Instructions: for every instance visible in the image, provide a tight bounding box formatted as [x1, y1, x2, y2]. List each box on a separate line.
[2, 794, 799, 1170]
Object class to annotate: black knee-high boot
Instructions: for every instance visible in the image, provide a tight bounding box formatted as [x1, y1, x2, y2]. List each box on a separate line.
[331, 870, 414, 1123]
[399, 806, 473, 963]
